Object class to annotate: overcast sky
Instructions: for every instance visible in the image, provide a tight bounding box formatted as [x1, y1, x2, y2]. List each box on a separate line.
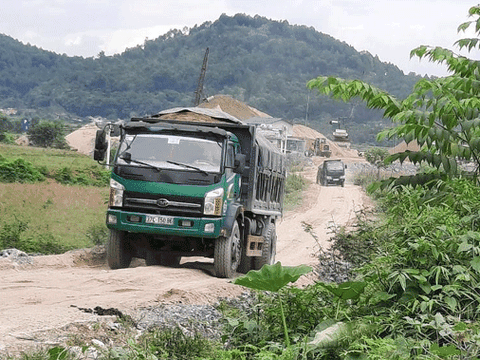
[1, 0, 478, 77]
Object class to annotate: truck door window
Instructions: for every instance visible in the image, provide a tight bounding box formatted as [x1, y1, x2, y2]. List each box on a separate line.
[226, 143, 235, 168]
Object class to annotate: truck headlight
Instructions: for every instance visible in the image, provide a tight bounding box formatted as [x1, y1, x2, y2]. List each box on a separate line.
[204, 188, 224, 216]
[109, 178, 125, 207]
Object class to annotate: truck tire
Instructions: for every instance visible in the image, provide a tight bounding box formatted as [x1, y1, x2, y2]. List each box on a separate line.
[238, 245, 253, 274]
[107, 229, 132, 269]
[214, 220, 241, 278]
[253, 222, 276, 270]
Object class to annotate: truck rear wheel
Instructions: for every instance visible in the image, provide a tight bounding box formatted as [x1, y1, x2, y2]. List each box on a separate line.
[107, 229, 132, 269]
[253, 222, 276, 270]
[214, 220, 241, 278]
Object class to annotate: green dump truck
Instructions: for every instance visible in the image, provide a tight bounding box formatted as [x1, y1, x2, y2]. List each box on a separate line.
[94, 107, 286, 278]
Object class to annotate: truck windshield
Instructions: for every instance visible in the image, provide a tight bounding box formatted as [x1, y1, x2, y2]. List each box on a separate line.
[326, 162, 344, 171]
[117, 134, 223, 173]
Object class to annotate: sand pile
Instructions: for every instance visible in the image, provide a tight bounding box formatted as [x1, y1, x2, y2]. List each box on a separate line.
[199, 95, 271, 120]
[292, 124, 358, 158]
[389, 140, 421, 154]
[65, 123, 99, 156]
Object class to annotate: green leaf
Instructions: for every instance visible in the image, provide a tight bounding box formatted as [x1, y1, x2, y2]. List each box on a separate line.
[48, 347, 69, 360]
[444, 296, 458, 311]
[453, 322, 468, 331]
[318, 281, 367, 301]
[458, 242, 473, 252]
[470, 256, 480, 273]
[233, 262, 312, 292]
[430, 343, 461, 357]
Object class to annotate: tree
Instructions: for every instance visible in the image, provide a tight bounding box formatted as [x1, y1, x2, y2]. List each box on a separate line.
[28, 120, 69, 149]
[307, 4, 480, 185]
[0, 113, 15, 143]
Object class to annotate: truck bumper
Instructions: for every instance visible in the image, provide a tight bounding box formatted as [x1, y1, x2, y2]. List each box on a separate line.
[106, 209, 223, 238]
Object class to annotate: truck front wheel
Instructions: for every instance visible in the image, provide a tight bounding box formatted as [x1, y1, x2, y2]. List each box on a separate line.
[253, 222, 276, 270]
[107, 229, 132, 269]
[214, 220, 241, 278]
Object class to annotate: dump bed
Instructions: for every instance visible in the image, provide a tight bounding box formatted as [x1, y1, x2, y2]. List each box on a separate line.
[130, 107, 286, 216]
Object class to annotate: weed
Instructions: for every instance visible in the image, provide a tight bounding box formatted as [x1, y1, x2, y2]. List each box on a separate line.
[136, 327, 217, 360]
[0, 217, 28, 249]
[284, 172, 307, 210]
[85, 223, 109, 246]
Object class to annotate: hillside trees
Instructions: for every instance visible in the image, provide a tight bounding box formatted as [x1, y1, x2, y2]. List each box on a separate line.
[308, 5, 480, 184]
[0, 15, 421, 142]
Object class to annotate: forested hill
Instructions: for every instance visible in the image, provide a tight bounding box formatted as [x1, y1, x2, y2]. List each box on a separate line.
[0, 13, 423, 143]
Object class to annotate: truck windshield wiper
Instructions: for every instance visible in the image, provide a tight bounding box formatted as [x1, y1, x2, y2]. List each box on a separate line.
[166, 160, 209, 176]
[119, 153, 162, 172]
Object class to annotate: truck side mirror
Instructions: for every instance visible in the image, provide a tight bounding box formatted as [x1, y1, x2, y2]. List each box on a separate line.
[234, 154, 246, 174]
[93, 129, 107, 161]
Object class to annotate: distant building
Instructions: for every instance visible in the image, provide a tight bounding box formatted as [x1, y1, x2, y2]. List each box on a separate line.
[0, 108, 18, 116]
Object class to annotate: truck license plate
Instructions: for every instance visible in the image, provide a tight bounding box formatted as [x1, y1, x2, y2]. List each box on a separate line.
[145, 215, 174, 225]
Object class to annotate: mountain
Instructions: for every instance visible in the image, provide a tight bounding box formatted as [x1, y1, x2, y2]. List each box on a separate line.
[0, 14, 423, 144]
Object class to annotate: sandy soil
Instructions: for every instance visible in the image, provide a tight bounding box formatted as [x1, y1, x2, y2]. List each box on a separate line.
[0, 155, 370, 355]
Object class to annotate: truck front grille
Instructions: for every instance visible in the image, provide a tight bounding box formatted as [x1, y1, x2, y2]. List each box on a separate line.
[123, 191, 203, 216]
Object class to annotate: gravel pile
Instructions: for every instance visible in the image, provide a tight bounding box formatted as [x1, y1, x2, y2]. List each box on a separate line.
[347, 161, 419, 177]
[134, 304, 223, 339]
[0, 248, 33, 265]
[132, 292, 257, 340]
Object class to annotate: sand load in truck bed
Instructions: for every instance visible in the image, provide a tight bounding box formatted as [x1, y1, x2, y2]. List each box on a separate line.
[152, 107, 244, 124]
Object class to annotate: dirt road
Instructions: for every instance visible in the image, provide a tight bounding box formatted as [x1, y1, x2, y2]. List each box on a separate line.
[0, 157, 370, 354]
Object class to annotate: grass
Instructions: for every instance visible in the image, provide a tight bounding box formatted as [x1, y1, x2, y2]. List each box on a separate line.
[284, 172, 308, 211]
[0, 143, 95, 171]
[0, 181, 109, 250]
[0, 144, 110, 252]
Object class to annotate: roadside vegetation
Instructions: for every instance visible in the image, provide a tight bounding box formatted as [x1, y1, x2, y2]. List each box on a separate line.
[0, 143, 110, 253]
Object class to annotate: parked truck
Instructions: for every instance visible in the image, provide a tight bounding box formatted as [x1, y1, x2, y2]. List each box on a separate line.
[94, 107, 286, 278]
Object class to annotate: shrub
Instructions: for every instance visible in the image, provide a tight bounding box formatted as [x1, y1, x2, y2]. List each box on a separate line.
[0, 132, 16, 144]
[284, 172, 307, 210]
[0, 158, 45, 183]
[0, 217, 28, 250]
[54, 166, 110, 186]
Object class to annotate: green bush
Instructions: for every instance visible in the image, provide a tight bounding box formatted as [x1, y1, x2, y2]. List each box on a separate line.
[0, 217, 28, 249]
[0, 157, 45, 183]
[0, 217, 70, 254]
[284, 172, 307, 210]
[54, 165, 110, 186]
[0, 132, 16, 144]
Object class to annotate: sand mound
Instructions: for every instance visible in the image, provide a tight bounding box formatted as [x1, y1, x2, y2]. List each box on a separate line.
[389, 140, 421, 154]
[292, 124, 358, 158]
[198, 94, 271, 120]
[65, 123, 99, 156]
